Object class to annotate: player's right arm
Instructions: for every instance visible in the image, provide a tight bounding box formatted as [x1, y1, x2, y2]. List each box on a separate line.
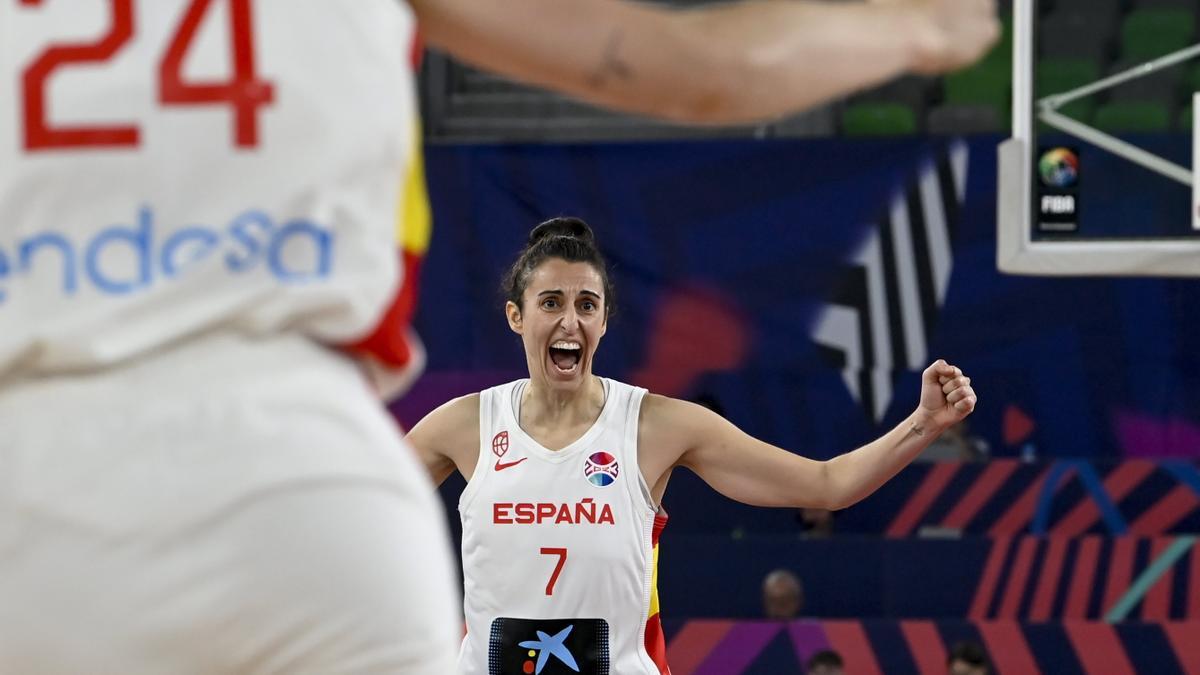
[411, 0, 999, 125]
[406, 393, 481, 486]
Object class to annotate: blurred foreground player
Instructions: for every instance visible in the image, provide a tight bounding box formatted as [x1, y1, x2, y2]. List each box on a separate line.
[0, 0, 996, 672]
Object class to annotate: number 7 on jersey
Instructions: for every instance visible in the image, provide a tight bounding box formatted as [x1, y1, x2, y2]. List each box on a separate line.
[539, 547, 567, 596]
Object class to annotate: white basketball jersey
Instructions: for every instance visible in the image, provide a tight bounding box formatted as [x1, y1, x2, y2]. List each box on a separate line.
[459, 378, 671, 675]
[0, 0, 423, 377]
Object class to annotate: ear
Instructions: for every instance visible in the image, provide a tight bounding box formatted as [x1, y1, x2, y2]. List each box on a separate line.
[505, 301, 523, 335]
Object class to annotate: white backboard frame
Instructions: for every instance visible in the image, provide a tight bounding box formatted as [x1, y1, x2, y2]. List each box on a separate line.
[997, 0, 1200, 276]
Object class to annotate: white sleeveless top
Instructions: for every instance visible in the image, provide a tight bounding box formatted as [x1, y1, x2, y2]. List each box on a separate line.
[459, 378, 671, 675]
[0, 0, 423, 378]
[0, 1, 436, 536]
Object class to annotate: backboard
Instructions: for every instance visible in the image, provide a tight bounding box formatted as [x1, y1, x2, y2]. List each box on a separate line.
[998, 0, 1200, 276]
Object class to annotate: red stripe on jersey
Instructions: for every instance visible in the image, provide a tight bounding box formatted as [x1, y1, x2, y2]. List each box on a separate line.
[342, 250, 421, 367]
[410, 29, 423, 68]
[644, 613, 670, 675]
[645, 508, 670, 673]
[652, 509, 668, 546]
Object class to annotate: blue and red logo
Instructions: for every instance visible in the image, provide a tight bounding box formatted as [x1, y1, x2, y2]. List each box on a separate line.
[583, 452, 619, 487]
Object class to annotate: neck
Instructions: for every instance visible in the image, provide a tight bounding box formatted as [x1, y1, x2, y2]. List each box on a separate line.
[521, 375, 605, 427]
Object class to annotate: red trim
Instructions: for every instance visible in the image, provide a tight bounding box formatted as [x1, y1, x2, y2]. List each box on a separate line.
[646, 508, 669, 674]
[941, 459, 1019, 530]
[970, 536, 1012, 620]
[899, 620, 946, 674]
[1051, 460, 1155, 536]
[1143, 537, 1175, 620]
[998, 537, 1039, 619]
[410, 29, 424, 68]
[666, 621, 733, 675]
[886, 463, 959, 537]
[1130, 485, 1200, 536]
[989, 466, 1054, 536]
[1162, 622, 1200, 674]
[652, 509, 669, 547]
[1064, 536, 1101, 619]
[823, 621, 884, 675]
[342, 251, 421, 367]
[1102, 538, 1137, 616]
[1029, 536, 1069, 620]
[977, 621, 1040, 675]
[1064, 622, 1136, 675]
[644, 613, 670, 675]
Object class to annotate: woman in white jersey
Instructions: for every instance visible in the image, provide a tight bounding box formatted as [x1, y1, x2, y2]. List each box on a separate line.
[409, 218, 977, 675]
[1, 0, 994, 672]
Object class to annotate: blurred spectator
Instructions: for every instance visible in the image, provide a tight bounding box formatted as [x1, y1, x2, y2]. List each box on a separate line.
[762, 568, 804, 619]
[947, 640, 991, 675]
[806, 649, 845, 675]
[918, 419, 990, 461]
[800, 507, 835, 538]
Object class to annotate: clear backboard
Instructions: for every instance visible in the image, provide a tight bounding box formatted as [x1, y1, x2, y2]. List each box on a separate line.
[998, 0, 1200, 276]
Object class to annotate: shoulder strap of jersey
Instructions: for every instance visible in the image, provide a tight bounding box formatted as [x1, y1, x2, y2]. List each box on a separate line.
[459, 381, 506, 510]
[613, 380, 653, 513]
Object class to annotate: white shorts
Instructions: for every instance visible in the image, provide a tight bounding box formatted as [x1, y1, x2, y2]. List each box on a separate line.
[0, 333, 461, 674]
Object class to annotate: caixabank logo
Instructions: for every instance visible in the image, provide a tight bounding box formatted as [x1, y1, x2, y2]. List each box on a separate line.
[488, 618, 609, 674]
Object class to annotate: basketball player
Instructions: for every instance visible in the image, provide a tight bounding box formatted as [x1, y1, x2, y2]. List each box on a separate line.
[408, 218, 977, 674]
[1, 0, 992, 672]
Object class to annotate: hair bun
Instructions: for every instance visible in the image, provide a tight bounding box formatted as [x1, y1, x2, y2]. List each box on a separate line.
[528, 217, 595, 246]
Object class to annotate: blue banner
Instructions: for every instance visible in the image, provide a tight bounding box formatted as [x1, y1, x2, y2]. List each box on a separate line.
[398, 136, 1200, 462]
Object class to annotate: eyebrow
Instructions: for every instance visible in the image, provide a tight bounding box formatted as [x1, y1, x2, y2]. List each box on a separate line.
[537, 289, 602, 298]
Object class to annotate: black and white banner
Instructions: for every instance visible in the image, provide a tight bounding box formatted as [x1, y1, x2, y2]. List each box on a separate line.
[811, 141, 968, 423]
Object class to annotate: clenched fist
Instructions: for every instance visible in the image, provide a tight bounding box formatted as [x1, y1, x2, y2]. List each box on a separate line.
[918, 359, 977, 429]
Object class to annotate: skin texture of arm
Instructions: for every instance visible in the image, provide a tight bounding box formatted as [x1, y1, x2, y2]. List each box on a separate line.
[406, 393, 481, 487]
[638, 360, 976, 510]
[411, 0, 999, 125]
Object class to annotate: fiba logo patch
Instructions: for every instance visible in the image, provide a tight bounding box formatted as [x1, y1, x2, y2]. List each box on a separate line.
[493, 431, 510, 458]
[583, 452, 619, 487]
[1038, 147, 1078, 188]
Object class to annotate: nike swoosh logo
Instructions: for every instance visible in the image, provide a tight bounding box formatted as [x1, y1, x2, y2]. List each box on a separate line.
[494, 457, 528, 472]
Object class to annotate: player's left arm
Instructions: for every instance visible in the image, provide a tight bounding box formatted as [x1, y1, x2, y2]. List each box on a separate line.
[654, 360, 975, 510]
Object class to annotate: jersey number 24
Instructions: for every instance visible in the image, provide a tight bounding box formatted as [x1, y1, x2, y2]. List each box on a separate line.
[19, 0, 273, 151]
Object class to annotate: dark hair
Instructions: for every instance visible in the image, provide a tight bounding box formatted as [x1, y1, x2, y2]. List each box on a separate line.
[806, 650, 844, 670]
[501, 217, 614, 315]
[947, 641, 990, 668]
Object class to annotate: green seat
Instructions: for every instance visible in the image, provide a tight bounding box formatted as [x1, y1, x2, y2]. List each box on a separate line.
[840, 103, 917, 136]
[1093, 101, 1170, 132]
[1038, 58, 1099, 93]
[1179, 103, 1192, 131]
[1184, 63, 1200, 99]
[1121, 9, 1195, 60]
[944, 60, 1010, 108]
[1037, 58, 1099, 124]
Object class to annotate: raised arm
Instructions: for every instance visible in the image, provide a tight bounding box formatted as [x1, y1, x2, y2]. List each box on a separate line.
[647, 360, 976, 510]
[405, 393, 481, 486]
[412, 0, 999, 125]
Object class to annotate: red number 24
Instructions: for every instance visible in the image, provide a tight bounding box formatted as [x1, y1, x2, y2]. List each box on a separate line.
[20, 0, 274, 151]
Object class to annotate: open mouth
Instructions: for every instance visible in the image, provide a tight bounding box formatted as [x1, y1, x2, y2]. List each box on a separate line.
[548, 340, 582, 374]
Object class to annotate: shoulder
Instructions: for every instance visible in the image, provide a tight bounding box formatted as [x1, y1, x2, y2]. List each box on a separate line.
[428, 392, 482, 426]
[407, 393, 481, 450]
[638, 393, 723, 440]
